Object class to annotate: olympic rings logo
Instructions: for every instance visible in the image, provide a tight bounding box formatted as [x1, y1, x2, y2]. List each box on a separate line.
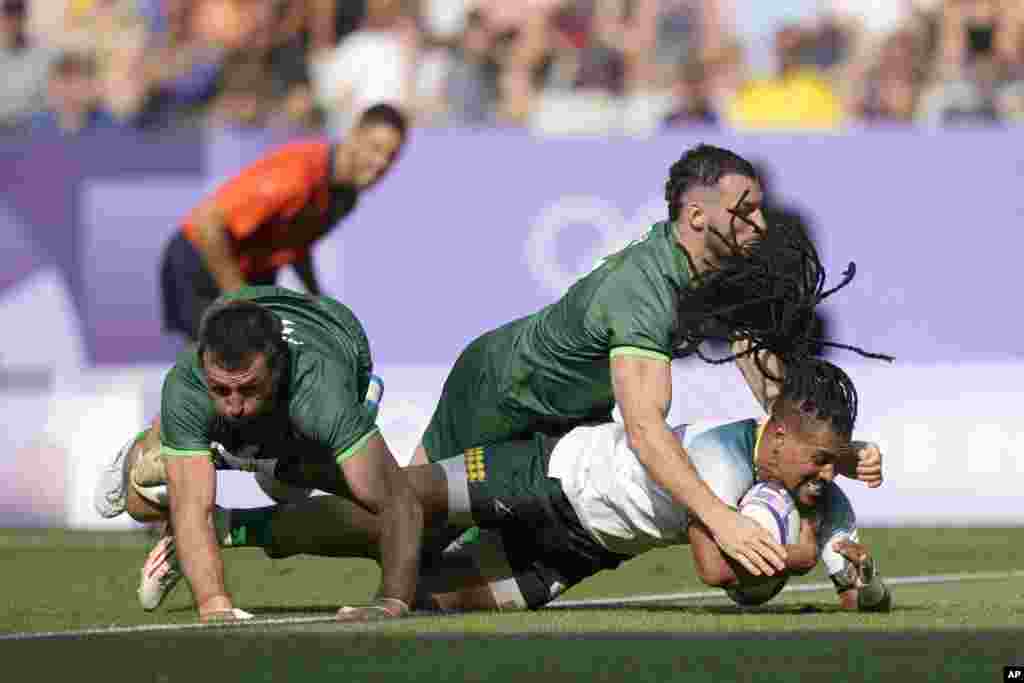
[525, 195, 666, 296]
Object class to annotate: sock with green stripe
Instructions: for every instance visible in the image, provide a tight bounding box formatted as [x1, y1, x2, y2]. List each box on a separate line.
[221, 506, 276, 548]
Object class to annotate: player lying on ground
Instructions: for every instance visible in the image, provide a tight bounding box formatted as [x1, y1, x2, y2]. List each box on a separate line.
[160, 103, 406, 343]
[94, 286, 423, 622]
[402, 357, 890, 613]
[410, 143, 888, 581]
[129, 357, 887, 619]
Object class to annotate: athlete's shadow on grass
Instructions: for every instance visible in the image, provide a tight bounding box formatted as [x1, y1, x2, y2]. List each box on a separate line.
[166, 605, 338, 616]
[548, 603, 925, 616]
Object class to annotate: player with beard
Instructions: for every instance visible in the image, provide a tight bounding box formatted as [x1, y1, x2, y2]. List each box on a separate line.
[396, 357, 891, 613]
[411, 144, 832, 578]
[96, 287, 424, 623]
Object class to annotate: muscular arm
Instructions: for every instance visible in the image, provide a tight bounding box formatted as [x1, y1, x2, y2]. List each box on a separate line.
[611, 354, 785, 575]
[291, 253, 321, 296]
[688, 517, 817, 588]
[165, 454, 232, 618]
[190, 201, 246, 293]
[341, 433, 424, 606]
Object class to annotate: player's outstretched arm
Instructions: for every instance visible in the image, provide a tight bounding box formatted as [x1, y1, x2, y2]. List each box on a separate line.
[611, 354, 786, 576]
[832, 539, 892, 612]
[165, 454, 234, 621]
[339, 433, 425, 617]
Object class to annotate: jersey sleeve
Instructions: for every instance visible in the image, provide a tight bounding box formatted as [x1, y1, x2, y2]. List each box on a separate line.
[816, 481, 859, 577]
[160, 364, 214, 459]
[589, 260, 677, 362]
[684, 422, 757, 509]
[212, 148, 314, 240]
[289, 357, 379, 464]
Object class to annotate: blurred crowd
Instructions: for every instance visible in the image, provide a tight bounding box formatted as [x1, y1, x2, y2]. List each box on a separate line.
[3, 0, 1024, 137]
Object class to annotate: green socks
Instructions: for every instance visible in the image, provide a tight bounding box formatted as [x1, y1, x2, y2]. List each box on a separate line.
[223, 506, 276, 548]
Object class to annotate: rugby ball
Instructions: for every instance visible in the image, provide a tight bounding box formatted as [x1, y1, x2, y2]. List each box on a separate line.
[254, 471, 314, 504]
[725, 481, 800, 606]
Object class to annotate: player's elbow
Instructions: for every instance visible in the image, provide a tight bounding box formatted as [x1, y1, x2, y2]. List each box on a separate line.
[693, 550, 737, 588]
[622, 418, 661, 459]
[696, 561, 736, 588]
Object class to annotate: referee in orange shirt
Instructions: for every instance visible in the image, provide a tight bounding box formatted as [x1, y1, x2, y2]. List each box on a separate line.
[160, 104, 407, 342]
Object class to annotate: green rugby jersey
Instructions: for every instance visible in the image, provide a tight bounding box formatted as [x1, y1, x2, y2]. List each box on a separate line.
[499, 221, 691, 420]
[160, 286, 377, 463]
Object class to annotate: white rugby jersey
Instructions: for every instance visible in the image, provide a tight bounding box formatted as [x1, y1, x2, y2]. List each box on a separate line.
[547, 419, 858, 569]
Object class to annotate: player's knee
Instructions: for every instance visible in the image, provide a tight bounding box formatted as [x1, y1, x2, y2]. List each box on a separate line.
[124, 484, 167, 523]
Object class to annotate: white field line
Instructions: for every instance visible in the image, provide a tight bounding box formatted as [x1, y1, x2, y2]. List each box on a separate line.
[2, 568, 1021, 642]
[549, 568, 1024, 609]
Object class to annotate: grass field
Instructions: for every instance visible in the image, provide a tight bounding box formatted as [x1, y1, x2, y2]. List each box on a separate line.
[3, 527, 1023, 682]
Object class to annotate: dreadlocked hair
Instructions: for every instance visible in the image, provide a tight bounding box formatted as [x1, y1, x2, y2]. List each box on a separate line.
[773, 357, 858, 438]
[664, 144, 759, 222]
[671, 195, 895, 376]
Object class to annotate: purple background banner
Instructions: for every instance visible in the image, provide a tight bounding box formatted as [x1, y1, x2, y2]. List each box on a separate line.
[1, 128, 1021, 368]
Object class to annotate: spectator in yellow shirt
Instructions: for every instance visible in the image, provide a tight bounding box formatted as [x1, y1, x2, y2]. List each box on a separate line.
[727, 24, 843, 131]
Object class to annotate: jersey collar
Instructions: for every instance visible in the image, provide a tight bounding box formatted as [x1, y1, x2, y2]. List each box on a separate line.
[658, 221, 694, 290]
[753, 418, 768, 474]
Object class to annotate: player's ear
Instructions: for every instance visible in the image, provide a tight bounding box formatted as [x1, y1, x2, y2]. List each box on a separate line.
[683, 202, 706, 232]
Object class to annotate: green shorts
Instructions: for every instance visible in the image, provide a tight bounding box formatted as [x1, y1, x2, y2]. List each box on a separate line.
[421, 323, 609, 463]
[440, 436, 631, 607]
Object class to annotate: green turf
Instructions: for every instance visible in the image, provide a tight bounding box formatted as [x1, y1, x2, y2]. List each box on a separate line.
[2, 527, 1023, 682]
[3, 527, 1024, 633]
[4, 630, 1021, 683]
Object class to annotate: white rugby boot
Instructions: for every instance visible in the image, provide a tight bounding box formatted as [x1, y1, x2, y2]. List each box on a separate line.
[138, 524, 182, 611]
[138, 508, 232, 610]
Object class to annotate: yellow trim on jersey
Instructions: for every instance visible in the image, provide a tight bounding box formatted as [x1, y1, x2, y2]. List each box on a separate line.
[609, 346, 671, 362]
[161, 446, 214, 460]
[334, 427, 381, 465]
[753, 419, 768, 472]
[464, 447, 487, 482]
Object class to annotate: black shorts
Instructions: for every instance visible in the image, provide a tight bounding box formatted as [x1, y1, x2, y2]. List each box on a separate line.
[458, 436, 632, 608]
[159, 232, 276, 340]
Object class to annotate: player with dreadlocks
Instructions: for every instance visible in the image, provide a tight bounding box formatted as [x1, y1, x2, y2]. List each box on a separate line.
[193, 357, 889, 617]
[405, 143, 878, 579]
[392, 355, 891, 613]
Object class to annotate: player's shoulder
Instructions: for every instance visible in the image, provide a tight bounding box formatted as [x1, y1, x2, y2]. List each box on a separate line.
[587, 223, 682, 295]
[256, 140, 330, 179]
[681, 418, 759, 453]
[603, 223, 671, 270]
[217, 285, 303, 307]
[267, 139, 330, 162]
[161, 350, 209, 407]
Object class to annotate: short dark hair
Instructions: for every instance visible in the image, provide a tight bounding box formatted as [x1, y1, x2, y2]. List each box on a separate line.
[772, 358, 858, 439]
[357, 103, 408, 140]
[196, 300, 290, 386]
[664, 144, 759, 221]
